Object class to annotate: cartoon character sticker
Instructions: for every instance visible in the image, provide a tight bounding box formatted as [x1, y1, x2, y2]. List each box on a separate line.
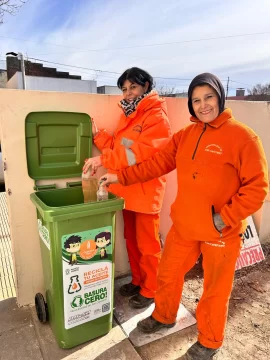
[64, 235, 81, 265]
[94, 231, 111, 259]
[62, 227, 112, 265]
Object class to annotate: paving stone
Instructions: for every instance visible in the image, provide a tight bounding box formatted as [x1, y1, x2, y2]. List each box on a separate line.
[0, 298, 32, 334]
[0, 325, 43, 360]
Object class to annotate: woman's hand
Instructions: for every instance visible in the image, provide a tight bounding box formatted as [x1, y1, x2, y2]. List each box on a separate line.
[99, 174, 119, 187]
[83, 156, 102, 175]
[213, 213, 226, 231]
[91, 117, 98, 137]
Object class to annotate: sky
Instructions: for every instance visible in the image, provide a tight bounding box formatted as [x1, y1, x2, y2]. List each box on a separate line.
[0, 0, 270, 95]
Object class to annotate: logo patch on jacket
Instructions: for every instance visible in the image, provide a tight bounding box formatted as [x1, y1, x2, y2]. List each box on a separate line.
[132, 125, 142, 133]
[205, 144, 223, 155]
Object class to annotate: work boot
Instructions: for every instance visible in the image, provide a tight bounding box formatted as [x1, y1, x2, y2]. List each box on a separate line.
[179, 341, 220, 359]
[137, 315, 176, 333]
[119, 283, 140, 297]
[129, 293, 154, 309]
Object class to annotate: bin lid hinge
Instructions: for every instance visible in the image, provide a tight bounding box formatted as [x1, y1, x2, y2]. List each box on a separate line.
[34, 182, 57, 191]
[66, 181, 82, 188]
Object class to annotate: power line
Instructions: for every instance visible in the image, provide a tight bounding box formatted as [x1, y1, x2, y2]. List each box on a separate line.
[27, 58, 226, 83]
[28, 57, 121, 75]
[4, 56, 255, 88]
[84, 31, 270, 51]
[27, 57, 255, 86]
[155, 76, 197, 81]
[1, 31, 269, 53]
[25, 57, 228, 83]
[26, 57, 198, 81]
[32, 49, 154, 61]
[229, 80, 253, 87]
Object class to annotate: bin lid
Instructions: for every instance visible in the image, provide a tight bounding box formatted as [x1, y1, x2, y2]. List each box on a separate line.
[25, 111, 92, 180]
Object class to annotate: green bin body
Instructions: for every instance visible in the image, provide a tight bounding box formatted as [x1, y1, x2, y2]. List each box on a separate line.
[26, 111, 124, 348]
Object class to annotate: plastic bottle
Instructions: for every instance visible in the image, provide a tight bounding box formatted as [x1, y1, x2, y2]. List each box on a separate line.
[97, 185, 108, 201]
[82, 170, 98, 203]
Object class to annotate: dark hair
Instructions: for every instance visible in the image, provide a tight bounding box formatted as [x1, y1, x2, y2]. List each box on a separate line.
[95, 232, 111, 242]
[117, 67, 154, 92]
[188, 73, 225, 117]
[64, 235, 81, 249]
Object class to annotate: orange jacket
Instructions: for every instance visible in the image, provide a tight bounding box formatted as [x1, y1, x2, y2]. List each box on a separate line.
[117, 108, 269, 241]
[94, 91, 171, 214]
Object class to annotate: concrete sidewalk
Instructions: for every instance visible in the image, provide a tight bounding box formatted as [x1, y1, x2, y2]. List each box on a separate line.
[0, 190, 144, 360]
[1, 255, 269, 360]
[0, 297, 143, 360]
[1, 186, 269, 360]
[0, 190, 196, 360]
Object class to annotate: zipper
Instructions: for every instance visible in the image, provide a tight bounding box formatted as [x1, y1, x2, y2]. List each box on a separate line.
[192, 123, 207, 160]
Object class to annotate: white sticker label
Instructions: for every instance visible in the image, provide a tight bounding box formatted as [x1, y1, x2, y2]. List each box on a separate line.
[62, 227, 113, 329]
[37, 219, 50, 250]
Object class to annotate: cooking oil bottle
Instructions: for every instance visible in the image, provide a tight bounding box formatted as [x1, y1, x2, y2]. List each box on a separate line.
[82, 170, 99, 203]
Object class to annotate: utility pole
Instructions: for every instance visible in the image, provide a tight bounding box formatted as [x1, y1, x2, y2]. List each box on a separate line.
[226, 76, 229, 99]
[17, 52, 26, 90]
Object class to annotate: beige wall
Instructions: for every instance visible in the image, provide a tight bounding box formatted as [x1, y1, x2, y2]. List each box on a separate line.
[0, 89, 269, 306]
[0, 89, 127, 306]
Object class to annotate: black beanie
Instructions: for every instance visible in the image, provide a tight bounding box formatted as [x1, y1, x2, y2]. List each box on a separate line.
[188, 73, 225, 118]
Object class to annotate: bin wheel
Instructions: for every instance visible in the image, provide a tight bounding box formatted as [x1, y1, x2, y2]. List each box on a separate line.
[35, 293, 48, 323]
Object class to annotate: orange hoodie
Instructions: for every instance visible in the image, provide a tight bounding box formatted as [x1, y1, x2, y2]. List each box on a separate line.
[94, 91, 171, 214]
[117, 108, 269, 241]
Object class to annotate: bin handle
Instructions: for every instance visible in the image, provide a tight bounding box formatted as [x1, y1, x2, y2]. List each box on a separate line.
[66, 181, 82, 188]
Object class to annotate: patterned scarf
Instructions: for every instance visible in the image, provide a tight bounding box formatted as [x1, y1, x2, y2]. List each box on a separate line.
[119, 91, 150, 117]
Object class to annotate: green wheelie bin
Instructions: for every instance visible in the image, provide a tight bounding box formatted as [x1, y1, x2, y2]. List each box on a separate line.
[26, 111, 124, 349]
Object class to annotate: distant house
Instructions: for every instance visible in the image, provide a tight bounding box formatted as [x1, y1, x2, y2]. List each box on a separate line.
[227, 88, 270, 101]
[163, 92, 188, 98]
[97, 85, 122, 95]
[227, 88, 246, 100]
[5, 57, 97, 93]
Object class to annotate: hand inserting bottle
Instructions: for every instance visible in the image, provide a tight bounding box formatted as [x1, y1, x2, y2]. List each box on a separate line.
[97, 183, 108, 201]
[96, 177, 108, 201]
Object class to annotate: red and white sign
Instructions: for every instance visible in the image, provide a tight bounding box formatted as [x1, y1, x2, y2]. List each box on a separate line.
[235, 216, 265, 270]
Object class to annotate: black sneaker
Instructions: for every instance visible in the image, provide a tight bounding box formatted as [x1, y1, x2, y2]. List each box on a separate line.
[129, 293, 154, 309]
[119, 283, 140, 297]
[137, 315, 176, 333]
[180, 341, 220, 360]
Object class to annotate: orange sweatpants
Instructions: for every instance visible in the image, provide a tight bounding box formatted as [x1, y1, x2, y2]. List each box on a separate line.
[123, 209, 161, 298]
[152, 226, 242, 349]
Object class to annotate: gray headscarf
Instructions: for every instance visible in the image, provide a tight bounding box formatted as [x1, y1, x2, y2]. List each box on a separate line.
[188, 73, 225, 118]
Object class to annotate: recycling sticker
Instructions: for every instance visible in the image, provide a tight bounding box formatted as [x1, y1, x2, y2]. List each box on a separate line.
[62, 226, 113, 329]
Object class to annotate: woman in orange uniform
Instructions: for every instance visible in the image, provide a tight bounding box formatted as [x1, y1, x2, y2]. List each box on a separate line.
[99, 73, 268, 360]
[83, 67, 171, 309]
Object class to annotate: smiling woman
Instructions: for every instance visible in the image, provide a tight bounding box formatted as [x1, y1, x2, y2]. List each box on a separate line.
[99, 72, 269, 360]
[83, 66, 171, 310]
[191, 85, 220, 122]
[188, 72, 225, 123]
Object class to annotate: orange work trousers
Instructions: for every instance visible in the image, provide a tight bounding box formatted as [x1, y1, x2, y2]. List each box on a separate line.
[123, 209, 161, 298]
[152, 226, 242, 349]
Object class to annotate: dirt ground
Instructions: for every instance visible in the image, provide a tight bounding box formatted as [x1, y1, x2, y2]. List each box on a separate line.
[180, 244, 270, 360]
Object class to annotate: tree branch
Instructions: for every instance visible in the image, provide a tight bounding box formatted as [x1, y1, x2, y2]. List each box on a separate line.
[0, 0, 27, 23]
